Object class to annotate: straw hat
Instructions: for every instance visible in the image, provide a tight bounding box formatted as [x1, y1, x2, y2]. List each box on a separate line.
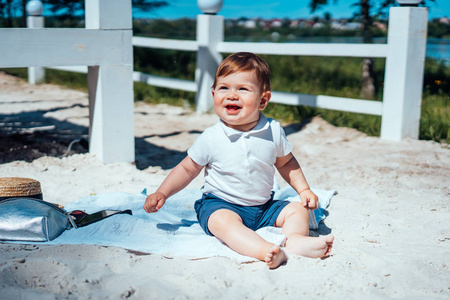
[0, 177, 42, 200]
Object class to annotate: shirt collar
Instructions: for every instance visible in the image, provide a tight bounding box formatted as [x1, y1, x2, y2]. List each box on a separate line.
[219, 112, 270, 137]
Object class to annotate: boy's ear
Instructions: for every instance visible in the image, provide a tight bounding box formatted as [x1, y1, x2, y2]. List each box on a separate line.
[259, 91, 271, 110]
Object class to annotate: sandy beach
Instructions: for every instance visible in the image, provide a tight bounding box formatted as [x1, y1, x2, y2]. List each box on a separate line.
[0, 71, 449, 299]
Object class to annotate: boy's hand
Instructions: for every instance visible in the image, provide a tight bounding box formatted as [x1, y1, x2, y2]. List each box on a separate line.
[299, 189, 319, 210]
[144, 192, 167, 213]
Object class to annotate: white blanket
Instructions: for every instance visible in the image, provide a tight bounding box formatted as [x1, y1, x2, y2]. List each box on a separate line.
[46, 186, 336, 261]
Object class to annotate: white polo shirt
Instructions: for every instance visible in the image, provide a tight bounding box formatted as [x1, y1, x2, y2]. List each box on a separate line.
[188, 113, 292, 206]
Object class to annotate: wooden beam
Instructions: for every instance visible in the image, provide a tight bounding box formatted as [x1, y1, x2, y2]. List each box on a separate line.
[271, 91, 383, 116]
[381, 7, 428, 140]
[88, 64, 135, 163]
[0, 29, 131, 68]
[217, 42, 388, 58]
[133, 71, 197, 92]
[85, 0, 134, 164]
[133, 36, 198, 52]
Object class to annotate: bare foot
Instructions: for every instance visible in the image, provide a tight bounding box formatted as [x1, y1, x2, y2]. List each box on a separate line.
[285, 234, 334, 258]
[265, 245, 288, 269]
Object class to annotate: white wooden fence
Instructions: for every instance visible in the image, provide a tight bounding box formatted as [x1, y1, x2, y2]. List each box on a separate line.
[0, 2, 428, 163]
[1, 0, 134, 163]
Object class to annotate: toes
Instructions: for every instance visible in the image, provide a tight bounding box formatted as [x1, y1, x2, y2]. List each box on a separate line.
[265, 245, 288, 269]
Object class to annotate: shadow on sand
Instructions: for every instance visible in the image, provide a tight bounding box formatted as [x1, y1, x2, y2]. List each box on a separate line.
[0, 104, 89, 163]
[134, 130, 202, 170]
[0, 104, 187, 170]
[1, 102, 313, 171]
[282, 118, 311, 137]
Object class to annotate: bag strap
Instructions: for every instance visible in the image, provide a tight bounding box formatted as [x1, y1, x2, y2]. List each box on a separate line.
[70, 209, 132, 227]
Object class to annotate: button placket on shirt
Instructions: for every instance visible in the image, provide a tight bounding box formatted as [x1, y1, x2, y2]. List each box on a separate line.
[242, 133, 256, 175]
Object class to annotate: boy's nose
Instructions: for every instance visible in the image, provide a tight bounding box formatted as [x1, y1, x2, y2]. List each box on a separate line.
[227, 91, 238, 100]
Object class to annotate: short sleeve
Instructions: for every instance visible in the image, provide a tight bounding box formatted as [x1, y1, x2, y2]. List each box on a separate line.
[187, 130, 210, 166]
[278, 127, 292, 157]
[270, 119, 292, 157]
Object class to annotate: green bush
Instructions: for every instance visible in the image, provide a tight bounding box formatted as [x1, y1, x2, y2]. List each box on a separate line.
[134, 81, 195, 107]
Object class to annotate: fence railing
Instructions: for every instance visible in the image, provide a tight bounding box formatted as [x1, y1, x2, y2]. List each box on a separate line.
[4, 2, 427, 163]
[137, 8, 428, 143]
[130, 35, 387, 118]
[42, 6, 427, 143]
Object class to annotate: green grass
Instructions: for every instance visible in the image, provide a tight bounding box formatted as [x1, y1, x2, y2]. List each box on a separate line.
[261, 55, 384, 138]
[1, 68, 28, 79]
[2, 67, 196, 107]
[134, 81, 195, 107]
[2, 68, 89, 92]
[46, 69, 89, 92]
[420, 91, 450, 143]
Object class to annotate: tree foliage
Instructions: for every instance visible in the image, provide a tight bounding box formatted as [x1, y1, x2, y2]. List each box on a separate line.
[308, 0, 434, 99]
[0, 0, 25, 26]
[44, 0, 84, 17]
[43, 0, 168, 17]
[0, 0, 168, 26]
[132, 0, 168, 13]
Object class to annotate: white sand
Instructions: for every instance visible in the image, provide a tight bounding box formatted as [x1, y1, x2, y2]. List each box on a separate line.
[0, 72, 449, 299]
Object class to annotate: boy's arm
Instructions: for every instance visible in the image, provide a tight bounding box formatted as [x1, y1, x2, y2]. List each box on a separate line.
[275, 153, 318, 209]
[144, 155, 203, 213]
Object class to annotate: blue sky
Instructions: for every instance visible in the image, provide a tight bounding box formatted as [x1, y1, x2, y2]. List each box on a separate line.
[134, 0, 449, 20]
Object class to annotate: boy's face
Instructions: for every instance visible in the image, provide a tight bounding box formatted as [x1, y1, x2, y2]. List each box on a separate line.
[212, 70, 270, 132]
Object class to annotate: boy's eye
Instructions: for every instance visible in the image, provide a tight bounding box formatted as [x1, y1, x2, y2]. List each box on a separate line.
[239, 87, 249, 91]
[219, 86, 228, 90]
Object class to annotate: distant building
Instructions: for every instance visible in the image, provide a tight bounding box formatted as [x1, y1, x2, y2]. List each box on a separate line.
[258, 20, 270, 29]
[439, 17, 450, 25]
[243, 19, 257, 28]
[331, 20, 361, 31]
[270, 19, 282, 28]
[312, 22, 325, 29]
[373, 21, 387, 32]
[290, 19, 300, 28]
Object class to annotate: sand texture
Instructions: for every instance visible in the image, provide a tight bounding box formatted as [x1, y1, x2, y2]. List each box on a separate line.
[0, 71, 449, 299]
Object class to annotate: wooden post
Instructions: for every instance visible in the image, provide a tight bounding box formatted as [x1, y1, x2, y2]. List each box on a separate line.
[86, 0, 135, 163]
[27, 15, 45, 84]
[195, 14, 224, 113]
[380, 7, 428, 141]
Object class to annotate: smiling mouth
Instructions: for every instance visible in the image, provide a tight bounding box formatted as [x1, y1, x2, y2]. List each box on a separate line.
[226, 104, 241, 112]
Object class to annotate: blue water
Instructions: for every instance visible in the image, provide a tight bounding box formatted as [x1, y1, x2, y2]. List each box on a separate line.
[231, 35, 450, 63]
[287, 36, 450, 64]
[426, 38, 450, 63]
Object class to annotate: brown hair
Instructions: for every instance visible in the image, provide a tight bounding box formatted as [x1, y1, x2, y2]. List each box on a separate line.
[212, 52, 271, 92]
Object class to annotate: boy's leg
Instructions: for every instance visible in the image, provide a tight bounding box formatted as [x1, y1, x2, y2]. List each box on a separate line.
[275, 202, 334, 258]
[208, 209, 288, 269]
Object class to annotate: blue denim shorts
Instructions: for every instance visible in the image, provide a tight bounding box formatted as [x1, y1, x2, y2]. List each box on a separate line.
[194, 193, 290, 236]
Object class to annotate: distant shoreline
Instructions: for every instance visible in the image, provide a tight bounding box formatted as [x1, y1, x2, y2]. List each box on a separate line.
[223, 35, 450, 62]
